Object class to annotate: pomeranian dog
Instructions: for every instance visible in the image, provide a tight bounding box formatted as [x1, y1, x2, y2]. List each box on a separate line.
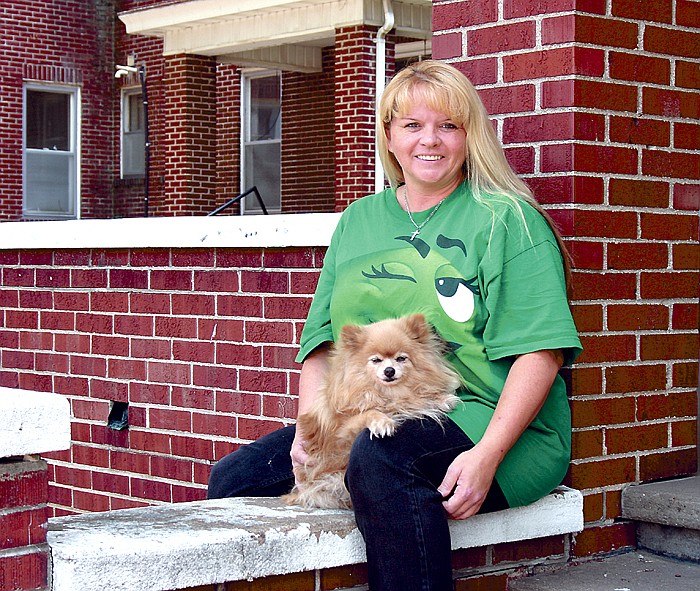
[283, 314, 462, 510]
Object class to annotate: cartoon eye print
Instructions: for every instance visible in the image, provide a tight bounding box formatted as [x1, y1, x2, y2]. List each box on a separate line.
[435, 276, 480, 323]
[362, 263, 416, 283]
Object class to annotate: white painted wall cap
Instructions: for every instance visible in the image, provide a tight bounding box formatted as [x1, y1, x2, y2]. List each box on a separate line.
[0, 387, 71, 457]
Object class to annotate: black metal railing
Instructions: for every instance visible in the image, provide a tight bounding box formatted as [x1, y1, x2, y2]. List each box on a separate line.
[207, 186, 269, 216]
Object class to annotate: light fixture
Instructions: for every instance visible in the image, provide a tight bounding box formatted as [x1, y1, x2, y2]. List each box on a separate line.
[115, 65, 139, 78]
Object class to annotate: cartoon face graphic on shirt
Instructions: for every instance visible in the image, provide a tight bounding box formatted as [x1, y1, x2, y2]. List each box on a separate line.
[332, 233, 482, 353]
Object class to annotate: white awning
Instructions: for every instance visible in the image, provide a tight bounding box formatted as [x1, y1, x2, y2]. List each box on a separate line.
[119, 0, 431, 72]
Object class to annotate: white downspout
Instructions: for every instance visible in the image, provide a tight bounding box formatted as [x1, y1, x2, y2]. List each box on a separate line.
[374, 0, 394, 194]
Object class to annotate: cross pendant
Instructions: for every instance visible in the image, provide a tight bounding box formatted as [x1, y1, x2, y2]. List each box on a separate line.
[410, 229, 420, 241]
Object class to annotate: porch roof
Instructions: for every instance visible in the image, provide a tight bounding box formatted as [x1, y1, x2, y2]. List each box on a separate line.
[118, 0, 432, 73]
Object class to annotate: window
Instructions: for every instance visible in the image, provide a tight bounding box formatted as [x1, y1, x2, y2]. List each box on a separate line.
[241, 71, 281, 214]
[23, 85, 79, 219]
[121, 88, 145, 178]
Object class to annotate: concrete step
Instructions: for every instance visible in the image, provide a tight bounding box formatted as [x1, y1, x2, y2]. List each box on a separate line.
[622, 476, 700, 562]
[509, 549, 700, 591]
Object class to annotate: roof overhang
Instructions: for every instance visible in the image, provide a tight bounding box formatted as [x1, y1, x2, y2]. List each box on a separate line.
[119, 0, 431, 73]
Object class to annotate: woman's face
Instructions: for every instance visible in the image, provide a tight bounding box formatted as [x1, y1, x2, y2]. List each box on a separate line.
[386, 102, 467, 198]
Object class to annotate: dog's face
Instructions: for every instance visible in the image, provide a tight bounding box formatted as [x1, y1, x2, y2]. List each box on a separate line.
[339, 314, 433, 388]
[367, 351, 411, 385]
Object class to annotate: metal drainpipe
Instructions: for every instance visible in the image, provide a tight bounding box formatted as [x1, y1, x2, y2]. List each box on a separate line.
[374, 0, 394, 194]
[138, 65, 150, 218]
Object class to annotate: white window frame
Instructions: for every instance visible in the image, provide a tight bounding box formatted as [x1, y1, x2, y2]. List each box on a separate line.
[22, 83, 81, 220]
[120, 87, 146, 178]
[240, 70, 281, 215]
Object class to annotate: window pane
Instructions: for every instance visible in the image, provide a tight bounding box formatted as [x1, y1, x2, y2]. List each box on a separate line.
[123, 132, 145, 176]
[127, 94, 144, 132]
[244, 143, 281, 211]
[24, 151, 73, 215]
[26, 90, 70, 151]
[249, 76, 280, 141]
[121, 91, 145, 177]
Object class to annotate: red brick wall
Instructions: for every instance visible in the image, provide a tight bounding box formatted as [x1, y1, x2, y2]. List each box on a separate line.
[434, 0, 699, 557]
[0, 246, 322, 513]
[0, 460, 49, 591]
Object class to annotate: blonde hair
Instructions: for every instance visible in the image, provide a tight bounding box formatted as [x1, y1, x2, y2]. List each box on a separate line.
[377, 60, 572, 291]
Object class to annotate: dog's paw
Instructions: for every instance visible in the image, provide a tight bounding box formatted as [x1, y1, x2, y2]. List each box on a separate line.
[367, 415, 396, 438]
[440, 394, 461, 412]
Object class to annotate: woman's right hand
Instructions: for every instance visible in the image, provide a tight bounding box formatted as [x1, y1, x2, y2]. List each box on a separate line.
[290, 429, 309, 474]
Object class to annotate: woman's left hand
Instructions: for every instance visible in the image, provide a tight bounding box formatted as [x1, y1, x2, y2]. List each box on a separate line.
[437, 446, 498, 520]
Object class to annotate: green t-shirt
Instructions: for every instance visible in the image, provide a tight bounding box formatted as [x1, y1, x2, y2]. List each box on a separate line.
[296, 182, 582, 507]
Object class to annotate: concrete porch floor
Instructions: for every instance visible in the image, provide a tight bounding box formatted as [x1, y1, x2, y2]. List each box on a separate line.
[512, 475, 700, 590]
[510, 549, 700, 590]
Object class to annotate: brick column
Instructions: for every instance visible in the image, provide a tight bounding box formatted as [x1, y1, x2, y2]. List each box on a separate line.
[0, 389, 70, 591]
[163, 54, 217, 216]
[215, 64, 242, 213]
[0, 461, 49, 591]
[282, 48, 336, 213]
[334, 26, 381, 211]
[433, 0, 699, 560]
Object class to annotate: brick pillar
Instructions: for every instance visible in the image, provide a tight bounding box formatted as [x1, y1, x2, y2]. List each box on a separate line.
[0, 460, 49, 591]
[1, 388, 69, 591]
[334, 26, 380, 211]
[216, 64, 242, 213]
[434, 0, 699, 559]
[282, 48, 336, 213]
[163, 54, 217, 216]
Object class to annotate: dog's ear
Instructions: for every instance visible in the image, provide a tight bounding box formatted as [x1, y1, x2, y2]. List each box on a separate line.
[340, 323, 365, 349]
[403, 314, 430, 341]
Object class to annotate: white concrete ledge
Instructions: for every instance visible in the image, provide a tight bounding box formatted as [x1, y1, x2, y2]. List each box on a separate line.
[47, 487, 583, 591]
[0, 213, 339, 250]
[0, 387, 71, 458]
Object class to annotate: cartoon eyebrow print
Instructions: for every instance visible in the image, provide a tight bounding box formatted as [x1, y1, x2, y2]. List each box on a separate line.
[362, 264, 417, 283]
[436, 234, 467, 256]
[396, 235, 430, 258]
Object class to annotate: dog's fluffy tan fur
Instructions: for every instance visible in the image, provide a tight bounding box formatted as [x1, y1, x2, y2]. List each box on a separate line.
[283, 314, 462, 509]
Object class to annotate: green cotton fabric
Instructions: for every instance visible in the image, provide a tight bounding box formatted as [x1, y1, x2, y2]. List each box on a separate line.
[296, 183, 582, 508]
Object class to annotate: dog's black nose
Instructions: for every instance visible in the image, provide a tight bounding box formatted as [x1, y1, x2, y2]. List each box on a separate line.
[384, 367, 395, 379]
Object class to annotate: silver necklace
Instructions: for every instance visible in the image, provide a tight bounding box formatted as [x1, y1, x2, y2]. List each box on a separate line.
[402, 186, 446, 241]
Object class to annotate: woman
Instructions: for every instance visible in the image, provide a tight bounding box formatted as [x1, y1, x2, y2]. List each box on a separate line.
[208, 60, 582, 591]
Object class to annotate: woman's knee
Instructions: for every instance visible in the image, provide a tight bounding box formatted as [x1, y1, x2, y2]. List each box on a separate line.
[207, 425, 296, 499]
[347, 419, 436, 479]
[207, 452, 240, 499]
[346, 427, 412, 500]
[345, 419, 470, 503]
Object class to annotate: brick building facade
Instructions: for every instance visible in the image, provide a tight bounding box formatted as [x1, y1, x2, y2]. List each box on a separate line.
[0, 0, 428, 220]
[0, 0, 698, 588]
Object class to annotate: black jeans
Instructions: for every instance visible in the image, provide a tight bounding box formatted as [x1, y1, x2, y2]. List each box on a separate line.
[207, 419, 508, 591]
